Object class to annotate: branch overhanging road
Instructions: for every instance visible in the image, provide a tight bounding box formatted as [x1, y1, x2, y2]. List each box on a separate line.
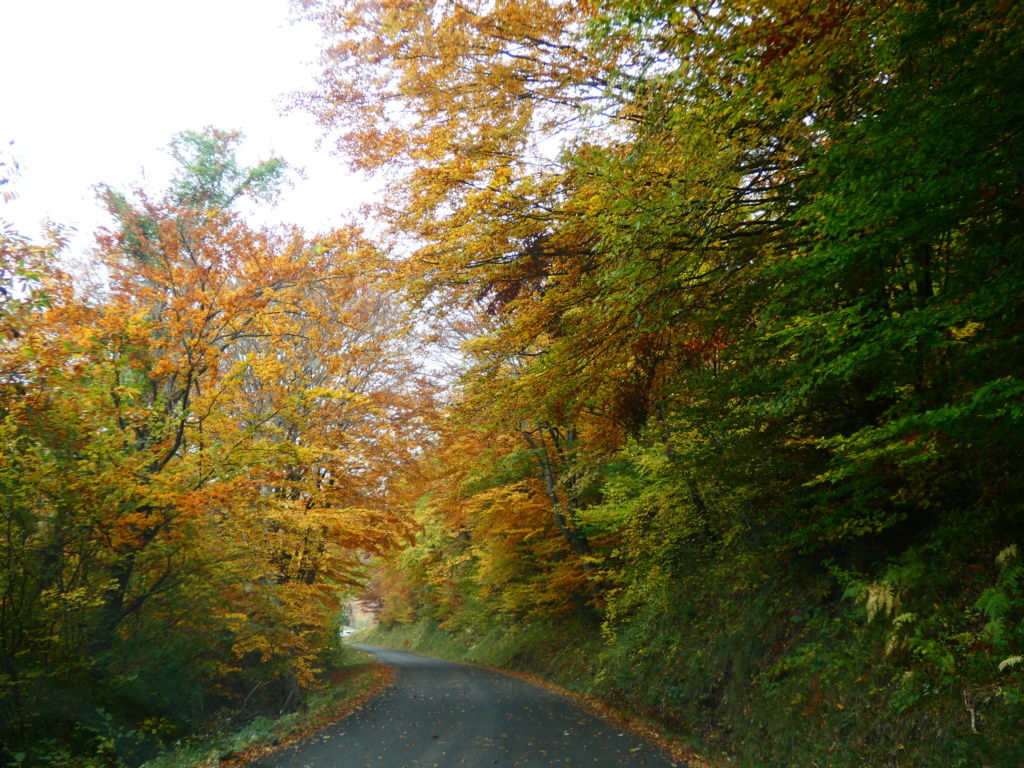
[255, 644, 680, 768]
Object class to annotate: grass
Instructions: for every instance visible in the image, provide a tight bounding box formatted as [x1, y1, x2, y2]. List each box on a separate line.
[139, 646, 391, 768]
[353, 617, 600, 678]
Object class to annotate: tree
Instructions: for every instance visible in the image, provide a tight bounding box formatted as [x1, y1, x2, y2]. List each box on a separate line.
[0, 129, 428, 763]
[302, 1, 1024, 761]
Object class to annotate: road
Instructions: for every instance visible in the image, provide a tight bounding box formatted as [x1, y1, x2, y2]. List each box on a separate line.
[253, 644, 679, 768]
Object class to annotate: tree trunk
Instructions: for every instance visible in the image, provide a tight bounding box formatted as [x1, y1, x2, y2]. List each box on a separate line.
[521, 426, 601, 599]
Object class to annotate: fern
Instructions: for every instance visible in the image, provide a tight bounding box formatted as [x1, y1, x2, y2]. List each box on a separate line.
[998, 655, 1022, 673]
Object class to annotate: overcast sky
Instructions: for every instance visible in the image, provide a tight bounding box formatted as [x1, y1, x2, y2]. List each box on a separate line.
[1, 0, 368, 251]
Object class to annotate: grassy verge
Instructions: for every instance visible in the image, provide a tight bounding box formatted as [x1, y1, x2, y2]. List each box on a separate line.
[140, 646, 391, 768]
[352, 616, 611, 682]
[355, 576, 1024, 768]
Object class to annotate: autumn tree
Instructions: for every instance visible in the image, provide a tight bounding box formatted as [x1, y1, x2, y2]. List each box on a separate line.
[303, 0, 1024, 763]
[0, 129, 428, 764]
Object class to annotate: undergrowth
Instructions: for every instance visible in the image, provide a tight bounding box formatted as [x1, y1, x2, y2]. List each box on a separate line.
[357, 549, 1024, 768]
[131, 646, 381, 768]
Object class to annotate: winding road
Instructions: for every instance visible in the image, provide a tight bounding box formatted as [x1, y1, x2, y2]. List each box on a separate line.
[254, 644, 678, 767]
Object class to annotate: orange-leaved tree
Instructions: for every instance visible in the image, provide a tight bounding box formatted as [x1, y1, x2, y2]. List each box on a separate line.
[0, 130, 428, 759]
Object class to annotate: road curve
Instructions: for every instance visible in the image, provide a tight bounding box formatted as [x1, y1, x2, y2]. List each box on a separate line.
[254, 644, 678, 767]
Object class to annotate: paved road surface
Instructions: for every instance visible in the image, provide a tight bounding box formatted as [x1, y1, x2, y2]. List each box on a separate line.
[254, 644, 677, 767]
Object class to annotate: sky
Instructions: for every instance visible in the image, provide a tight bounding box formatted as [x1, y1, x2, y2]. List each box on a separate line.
[0, 0, 369, 252]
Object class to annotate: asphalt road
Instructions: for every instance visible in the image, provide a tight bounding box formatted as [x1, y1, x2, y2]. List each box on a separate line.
[254, 644, 678, 768]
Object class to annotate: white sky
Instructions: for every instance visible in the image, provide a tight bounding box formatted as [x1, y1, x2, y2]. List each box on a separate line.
[0, 0, 367, 251]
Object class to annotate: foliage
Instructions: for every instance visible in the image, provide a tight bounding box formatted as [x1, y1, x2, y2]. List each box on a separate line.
[299, 0, 1024, 764]
[4, 0, 1023, 762]
[0, 130, 426, 765]
[136, 644, 379, 768]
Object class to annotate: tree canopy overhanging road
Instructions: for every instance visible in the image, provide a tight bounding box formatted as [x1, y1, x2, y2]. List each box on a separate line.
[4, 2, 1022, 766]
[254, 646, 677, 768]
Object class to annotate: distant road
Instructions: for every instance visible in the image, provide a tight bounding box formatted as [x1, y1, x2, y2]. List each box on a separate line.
[254, 644, 678, 767]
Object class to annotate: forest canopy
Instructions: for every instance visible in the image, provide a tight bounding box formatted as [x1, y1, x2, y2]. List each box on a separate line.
[2, 0, 1023, 766]
[295, 0, 1024, 764]
[1, 129, 430, 764]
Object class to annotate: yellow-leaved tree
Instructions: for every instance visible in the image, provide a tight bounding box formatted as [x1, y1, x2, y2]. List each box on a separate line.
[0, 129, 431, 759]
